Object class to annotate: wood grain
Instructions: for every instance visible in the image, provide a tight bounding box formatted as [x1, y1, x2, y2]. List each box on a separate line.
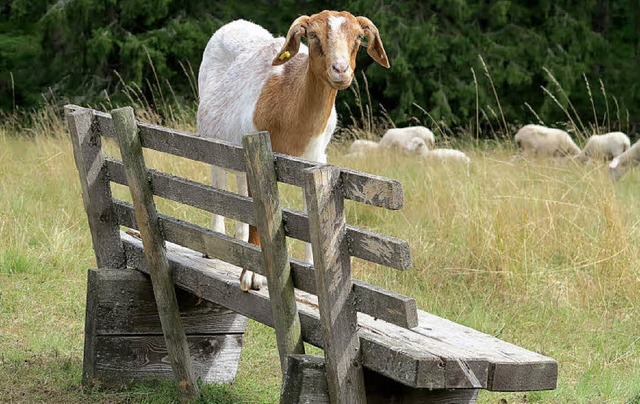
[112, 106, 199, 400]
[242, 132, 305, 372]
[304, 165, 366, 404]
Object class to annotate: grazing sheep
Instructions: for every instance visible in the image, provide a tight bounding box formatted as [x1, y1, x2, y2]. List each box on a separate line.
[379, 126, 436, 150]
[514, 124, 581, 158]
[578, 131, 631, 162]
[347, 139, 381, 156]
[198, 11, 389, 290]
[610, 139, 640, 180]
[423, 148, 471, 174]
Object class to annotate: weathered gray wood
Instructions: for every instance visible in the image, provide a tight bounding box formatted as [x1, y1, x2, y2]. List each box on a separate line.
[82, 264, 100, 389]
[65, 107, 125, 269]
[122, 233, 558, 391]
[89, 268, 247, 335]
[92, 334, 244, 386]
[304, 165, 366, 404]
[412, 311, 558, 391]
[281, 355, 330, 404]
[65, 107, 126, 391]
[112, 106, 199, 400]
[243, 132, 305, 372]
[85, 268, 245, 387]
[116, 201, 417, 328]
[364, 369, 479, 403]
[66, 105, 404, 210]
[105, 157, 411, 271]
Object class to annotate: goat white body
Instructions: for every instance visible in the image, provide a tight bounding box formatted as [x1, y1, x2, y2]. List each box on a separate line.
[578, 131, 630, 162]
[380, 126, 436, 150]
[610, 138, 640, 180]
[514, 124, 581, 158]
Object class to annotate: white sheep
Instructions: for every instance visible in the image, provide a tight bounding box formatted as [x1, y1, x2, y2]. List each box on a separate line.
[578, 131, 630, 162]
[379, 126, 436, 150]
[347, 139, 381, 156]
[514, 124, 581, 158]
[422, 148, 471, 174]
[610, 138, 640, 180]
[197, 11, 389, 290]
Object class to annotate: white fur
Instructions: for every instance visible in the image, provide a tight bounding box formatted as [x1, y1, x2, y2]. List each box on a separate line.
[329, 16, 346, 35]
[514, 124, 581, 158]
[379, 126, 436, 150]
[610, 138, 640, 180]
[197, 18, 341, 266]
[578, 131, 630, 162]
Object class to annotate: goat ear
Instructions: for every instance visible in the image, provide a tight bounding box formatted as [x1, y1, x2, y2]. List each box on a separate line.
[272, 15, 309, 66]
[356, 17, 390, 69]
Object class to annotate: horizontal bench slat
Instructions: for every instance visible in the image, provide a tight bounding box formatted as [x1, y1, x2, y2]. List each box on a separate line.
[114, 202, 416, 328]
[122, 234, 557, 391]
[106, 158, 411, 270]
[67, 105, 403, 209]
[121, 234, 468, 389]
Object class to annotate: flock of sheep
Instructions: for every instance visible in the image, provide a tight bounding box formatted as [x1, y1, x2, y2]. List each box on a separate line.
[346, 123, 639, 180]
[346, 126, 471, 170]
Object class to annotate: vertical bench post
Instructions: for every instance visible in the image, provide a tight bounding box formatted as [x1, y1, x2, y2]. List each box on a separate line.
[242, 132, 305, 373]
[112, 107, 199, 401]
[304, 165, 366, 404]
[65, 107, 127, 389]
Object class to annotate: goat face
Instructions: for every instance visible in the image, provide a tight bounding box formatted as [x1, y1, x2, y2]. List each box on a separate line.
[272, 11, 390, 90]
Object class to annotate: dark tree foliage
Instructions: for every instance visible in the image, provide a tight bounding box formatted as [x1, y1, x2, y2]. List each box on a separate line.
[0, 0, 638, 134]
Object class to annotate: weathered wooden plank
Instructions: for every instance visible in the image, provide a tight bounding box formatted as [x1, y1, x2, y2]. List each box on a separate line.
[112, 107, 199, 400]
[82, 265, 100, 389]
[412, 311, 558, 391]
[242, 132, 305, 372]
[121, 234, 449, 389]
[90, 268, 247, 335]
[116, 201, 417, 328]
[92, 334, 244, 386]
[364, 369, 479, 404]
[280, 356, 480, 403]
[281, 355, 330, 404]
[113, 200, 265, 271]
[106, 158, 411, 271]
[120, 233, 556, 393]
[65, 105, 404, 210]
[304, 165, 366, 404]
[66, 107, 127, 391]
[65, 107, 125, 269]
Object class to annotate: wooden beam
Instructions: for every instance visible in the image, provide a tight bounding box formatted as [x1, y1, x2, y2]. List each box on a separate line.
[242, 132, 305, 372]
[304, 165, 366, 404]
[114, 201, 417, 328]
[64, 107, 126, 390]
[65, 105, 404, 210]
[112, 106, 199, 401]
[105, 158, 411, 270]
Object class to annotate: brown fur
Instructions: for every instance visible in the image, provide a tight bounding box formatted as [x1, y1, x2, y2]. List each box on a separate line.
[249, 10, 389, 255]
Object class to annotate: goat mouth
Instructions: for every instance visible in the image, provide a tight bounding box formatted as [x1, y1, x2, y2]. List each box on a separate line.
[329, 78, 353, 90]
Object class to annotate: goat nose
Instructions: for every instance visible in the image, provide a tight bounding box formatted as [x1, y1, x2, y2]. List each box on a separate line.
[331, 61, 348, 74]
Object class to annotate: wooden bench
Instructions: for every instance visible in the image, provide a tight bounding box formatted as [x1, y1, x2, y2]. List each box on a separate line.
[66, 105, 557, 402]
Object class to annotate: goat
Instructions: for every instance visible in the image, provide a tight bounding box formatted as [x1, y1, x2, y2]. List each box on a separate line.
[197, 11, 389, 291]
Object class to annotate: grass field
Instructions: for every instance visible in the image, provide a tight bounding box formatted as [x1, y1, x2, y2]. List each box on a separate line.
[1, 114, 640, 403]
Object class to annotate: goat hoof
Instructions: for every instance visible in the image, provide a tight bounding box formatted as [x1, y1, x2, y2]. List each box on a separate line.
[240, 270, 252, 292]
[250, 273, 264, 290]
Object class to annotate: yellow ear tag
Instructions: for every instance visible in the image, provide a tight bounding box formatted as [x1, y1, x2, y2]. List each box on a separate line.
[279, 51, 291, 61]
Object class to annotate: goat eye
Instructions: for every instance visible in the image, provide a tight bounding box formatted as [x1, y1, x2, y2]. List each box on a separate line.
[308, 32, 319, 41]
